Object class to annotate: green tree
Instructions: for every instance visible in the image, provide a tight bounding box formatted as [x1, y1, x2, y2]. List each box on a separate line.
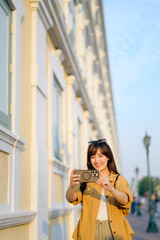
[138, 177, 148, 196]
[138, 176, 160, 196]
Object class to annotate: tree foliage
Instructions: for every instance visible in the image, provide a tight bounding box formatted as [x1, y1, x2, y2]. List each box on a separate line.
[138, 176, 160, 196]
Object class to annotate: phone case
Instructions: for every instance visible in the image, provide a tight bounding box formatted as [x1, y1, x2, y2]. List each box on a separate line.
[74, 169, 99, 182]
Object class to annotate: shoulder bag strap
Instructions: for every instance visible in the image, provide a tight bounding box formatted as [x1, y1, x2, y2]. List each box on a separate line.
[114, 174, 120, 189]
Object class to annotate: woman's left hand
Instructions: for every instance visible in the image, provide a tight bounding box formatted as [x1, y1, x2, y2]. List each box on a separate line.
[96, 171, 129, 205]
[96, 171, 113, 192]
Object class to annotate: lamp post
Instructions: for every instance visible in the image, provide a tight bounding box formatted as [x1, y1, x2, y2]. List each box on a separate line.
[131, 178, 134, 192]
[135, 167, 141, 216]
[143, 132, 158, 232]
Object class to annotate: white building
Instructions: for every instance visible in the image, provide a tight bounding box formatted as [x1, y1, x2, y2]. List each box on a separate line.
[0, 0, 121, 239]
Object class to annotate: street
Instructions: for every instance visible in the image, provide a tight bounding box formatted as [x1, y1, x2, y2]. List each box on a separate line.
[127, 210, 160, 240]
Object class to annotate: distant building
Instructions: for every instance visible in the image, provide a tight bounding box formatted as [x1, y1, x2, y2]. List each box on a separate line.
[0, 0, 121, 239]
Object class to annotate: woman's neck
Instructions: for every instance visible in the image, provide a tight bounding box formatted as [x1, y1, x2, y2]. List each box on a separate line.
[101, 169, 110, 178]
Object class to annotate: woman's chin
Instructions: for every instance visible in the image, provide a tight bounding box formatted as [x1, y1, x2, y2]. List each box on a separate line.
[95, 166, 103, 171]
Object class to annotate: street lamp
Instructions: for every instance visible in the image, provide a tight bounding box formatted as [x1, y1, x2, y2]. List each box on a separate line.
[143, 132, 158, 232]
[135, 167, 141, 216]
[130, 178, 134, 192]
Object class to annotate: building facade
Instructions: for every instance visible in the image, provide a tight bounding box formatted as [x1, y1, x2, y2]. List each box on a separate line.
[0, 0, 121, 239]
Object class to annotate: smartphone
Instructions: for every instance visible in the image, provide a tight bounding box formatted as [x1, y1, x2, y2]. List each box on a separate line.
[74, 169, 99, 183]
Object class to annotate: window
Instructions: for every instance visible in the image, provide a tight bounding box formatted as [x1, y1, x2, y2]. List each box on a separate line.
[0, 0, 12, 129]
[0, 150, 9, 204]
[53, 74, 62, 160]
[53, 173, 64, 203]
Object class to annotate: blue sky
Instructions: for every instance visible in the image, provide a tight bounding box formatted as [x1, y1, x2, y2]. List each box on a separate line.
[103, 0, 160, 185]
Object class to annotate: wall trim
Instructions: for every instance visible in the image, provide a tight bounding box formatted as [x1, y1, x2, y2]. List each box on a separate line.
[0, 211, 37, 229]
[38, 0, 53, 30]
[48, 205, 82, 219]
[48, 207, 75, 219]
[0, 125, 25, 149]
[49, 158, 69, 173]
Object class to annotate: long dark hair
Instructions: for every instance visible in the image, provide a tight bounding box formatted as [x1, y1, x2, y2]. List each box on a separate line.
[80, 141, 119, 193]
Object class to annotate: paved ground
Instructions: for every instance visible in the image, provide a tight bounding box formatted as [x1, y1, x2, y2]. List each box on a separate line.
[127, 210, 160, 240]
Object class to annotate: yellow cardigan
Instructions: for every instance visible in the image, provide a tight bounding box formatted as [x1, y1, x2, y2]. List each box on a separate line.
[71, 172, 134, 240]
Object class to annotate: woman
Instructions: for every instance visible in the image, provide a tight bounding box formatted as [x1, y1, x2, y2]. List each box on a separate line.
[66, 139, 134, 240]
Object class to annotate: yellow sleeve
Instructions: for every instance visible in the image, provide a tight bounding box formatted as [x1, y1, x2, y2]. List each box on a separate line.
[116, 176, 133, 216]
[71, 184, 83, 205]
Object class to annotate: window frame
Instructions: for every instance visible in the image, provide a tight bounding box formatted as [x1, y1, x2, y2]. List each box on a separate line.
[53, 74, 63, 161]
[0, 0, 12, 130]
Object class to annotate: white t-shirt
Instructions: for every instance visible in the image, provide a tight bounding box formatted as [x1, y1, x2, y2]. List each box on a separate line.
[97, 188, 109, 220]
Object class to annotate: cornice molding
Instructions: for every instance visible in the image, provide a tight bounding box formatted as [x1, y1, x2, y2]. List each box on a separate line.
[0, 211, 37, 229]
[38, 0, 53, 30]
[48, 207, 72, 219]
[84, 1, 112, 109]
[0, 126, 25, 150]
[14, 137, 26, 150]
[49, 158, 69, 172]
[48, 205, 82, 219]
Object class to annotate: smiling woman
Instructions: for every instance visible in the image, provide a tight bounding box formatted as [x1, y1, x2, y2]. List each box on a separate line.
[66, 139, 134, 240]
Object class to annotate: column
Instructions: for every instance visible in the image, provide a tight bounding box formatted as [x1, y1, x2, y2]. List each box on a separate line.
[83, 110, 89, 168]
[66, 75, 75, 168]
[30, 1, 48, 240]
[66, 75, 75, 239]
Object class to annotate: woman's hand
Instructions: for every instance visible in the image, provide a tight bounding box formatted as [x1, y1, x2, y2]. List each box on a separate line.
[96, 171, 129, 205]
[66, 169, 81, 203]
[96, 171, 113, 192]
[69, 168, 80, 189]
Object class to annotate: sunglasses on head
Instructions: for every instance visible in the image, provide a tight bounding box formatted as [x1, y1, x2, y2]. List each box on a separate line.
[88, 138, 107, 146]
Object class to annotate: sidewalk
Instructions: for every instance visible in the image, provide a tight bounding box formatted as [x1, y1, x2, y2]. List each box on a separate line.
[127, 210, 160, 240]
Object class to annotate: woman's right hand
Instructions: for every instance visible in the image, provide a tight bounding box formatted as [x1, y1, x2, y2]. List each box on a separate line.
[69, 168, 80, 189]
[66, 169, 81, 203]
